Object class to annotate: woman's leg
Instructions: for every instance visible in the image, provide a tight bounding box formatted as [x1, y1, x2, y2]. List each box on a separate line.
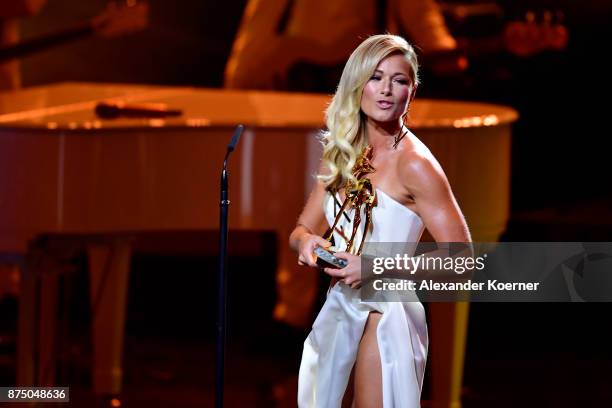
[354, 311, 383, 407]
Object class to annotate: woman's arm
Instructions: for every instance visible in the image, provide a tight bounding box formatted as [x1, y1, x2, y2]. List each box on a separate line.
[289, 178, 332, 266]
[402, 149, 471, 243]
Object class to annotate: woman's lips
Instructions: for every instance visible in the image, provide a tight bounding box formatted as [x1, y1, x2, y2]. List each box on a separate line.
[376, 100, 393, 109]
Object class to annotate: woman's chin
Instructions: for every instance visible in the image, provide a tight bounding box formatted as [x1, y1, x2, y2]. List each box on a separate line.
[371, 113, 401, 124]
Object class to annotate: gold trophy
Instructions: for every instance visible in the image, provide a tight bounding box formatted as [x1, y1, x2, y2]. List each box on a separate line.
[315, 145, 378, 268]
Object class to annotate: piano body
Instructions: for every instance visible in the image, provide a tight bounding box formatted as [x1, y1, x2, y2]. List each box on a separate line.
[0, 82, 516, 407]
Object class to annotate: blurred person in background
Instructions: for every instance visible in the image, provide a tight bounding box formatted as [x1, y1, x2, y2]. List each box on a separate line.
[0, 0, 46, 89]
[225, 0, 466, 93]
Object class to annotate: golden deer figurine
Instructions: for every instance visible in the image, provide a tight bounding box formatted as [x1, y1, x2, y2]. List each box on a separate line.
[323, 145, 378, 256]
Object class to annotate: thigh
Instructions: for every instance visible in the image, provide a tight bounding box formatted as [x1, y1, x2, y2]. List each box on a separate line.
[354, 311, 383, 408]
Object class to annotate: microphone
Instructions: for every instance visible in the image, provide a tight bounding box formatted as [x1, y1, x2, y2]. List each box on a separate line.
[222, 124, 244, 189]
[217, 124, 244, 408]
[94, 101, 182, 119]
[227, 124, 244, 152]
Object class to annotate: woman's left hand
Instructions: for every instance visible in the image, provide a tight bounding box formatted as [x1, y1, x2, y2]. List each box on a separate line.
[323, 252, 362, 289]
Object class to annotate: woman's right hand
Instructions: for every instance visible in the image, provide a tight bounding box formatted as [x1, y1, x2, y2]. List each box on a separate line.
[297, 233, 331, 267]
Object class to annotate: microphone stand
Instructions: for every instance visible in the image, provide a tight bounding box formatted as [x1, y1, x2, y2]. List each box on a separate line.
[216, 125, 244, 408]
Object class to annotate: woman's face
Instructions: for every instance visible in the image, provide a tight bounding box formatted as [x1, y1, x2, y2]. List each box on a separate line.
[360, 53, 415, 125]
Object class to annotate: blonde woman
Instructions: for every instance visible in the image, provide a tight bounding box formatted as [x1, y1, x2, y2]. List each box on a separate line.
[289, 34, 471, 407]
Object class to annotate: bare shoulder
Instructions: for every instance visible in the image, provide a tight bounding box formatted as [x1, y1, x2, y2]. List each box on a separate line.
[397, 132, 471, 242]
[398, 132, 449, 196]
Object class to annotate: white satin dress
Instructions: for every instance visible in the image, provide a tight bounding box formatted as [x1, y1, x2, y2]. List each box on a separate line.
[298, 189, 428, 408]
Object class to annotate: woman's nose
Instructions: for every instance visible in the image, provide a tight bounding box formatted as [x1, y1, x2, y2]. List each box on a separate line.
[379, 78, 392, 95]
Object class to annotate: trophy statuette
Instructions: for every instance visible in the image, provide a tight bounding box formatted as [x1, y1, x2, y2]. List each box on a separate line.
[315, 145, 377, 268]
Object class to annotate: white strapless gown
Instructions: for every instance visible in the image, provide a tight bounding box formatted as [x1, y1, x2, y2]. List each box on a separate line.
[298, 189, 428, 408]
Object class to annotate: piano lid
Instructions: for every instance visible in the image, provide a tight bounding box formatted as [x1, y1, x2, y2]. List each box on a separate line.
[0, 82, 518, 131]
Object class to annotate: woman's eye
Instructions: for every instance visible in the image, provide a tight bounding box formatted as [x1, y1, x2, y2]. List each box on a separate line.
[370, 75, 381, 81]
[394, 78, 408, 85]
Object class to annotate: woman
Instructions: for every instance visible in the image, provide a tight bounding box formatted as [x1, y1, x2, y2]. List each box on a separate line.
[289, 34, 471, 408]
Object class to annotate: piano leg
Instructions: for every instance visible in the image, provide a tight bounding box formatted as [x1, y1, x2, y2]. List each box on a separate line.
[18, 244, 72, 388]
[429, 302, 470, 408]
[87, 239, 132, 396]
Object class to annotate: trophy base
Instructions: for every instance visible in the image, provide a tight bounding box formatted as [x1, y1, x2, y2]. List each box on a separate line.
[314, 247, 348, 269]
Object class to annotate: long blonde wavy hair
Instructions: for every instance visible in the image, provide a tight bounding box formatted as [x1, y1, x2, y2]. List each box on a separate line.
[318, 34, 419, 191]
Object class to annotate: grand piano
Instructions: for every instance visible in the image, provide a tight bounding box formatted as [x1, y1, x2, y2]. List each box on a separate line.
[0, 82, 516, 408]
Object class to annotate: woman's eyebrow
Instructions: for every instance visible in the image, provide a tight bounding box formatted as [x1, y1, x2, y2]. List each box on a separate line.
[373, 69, 408, 77]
